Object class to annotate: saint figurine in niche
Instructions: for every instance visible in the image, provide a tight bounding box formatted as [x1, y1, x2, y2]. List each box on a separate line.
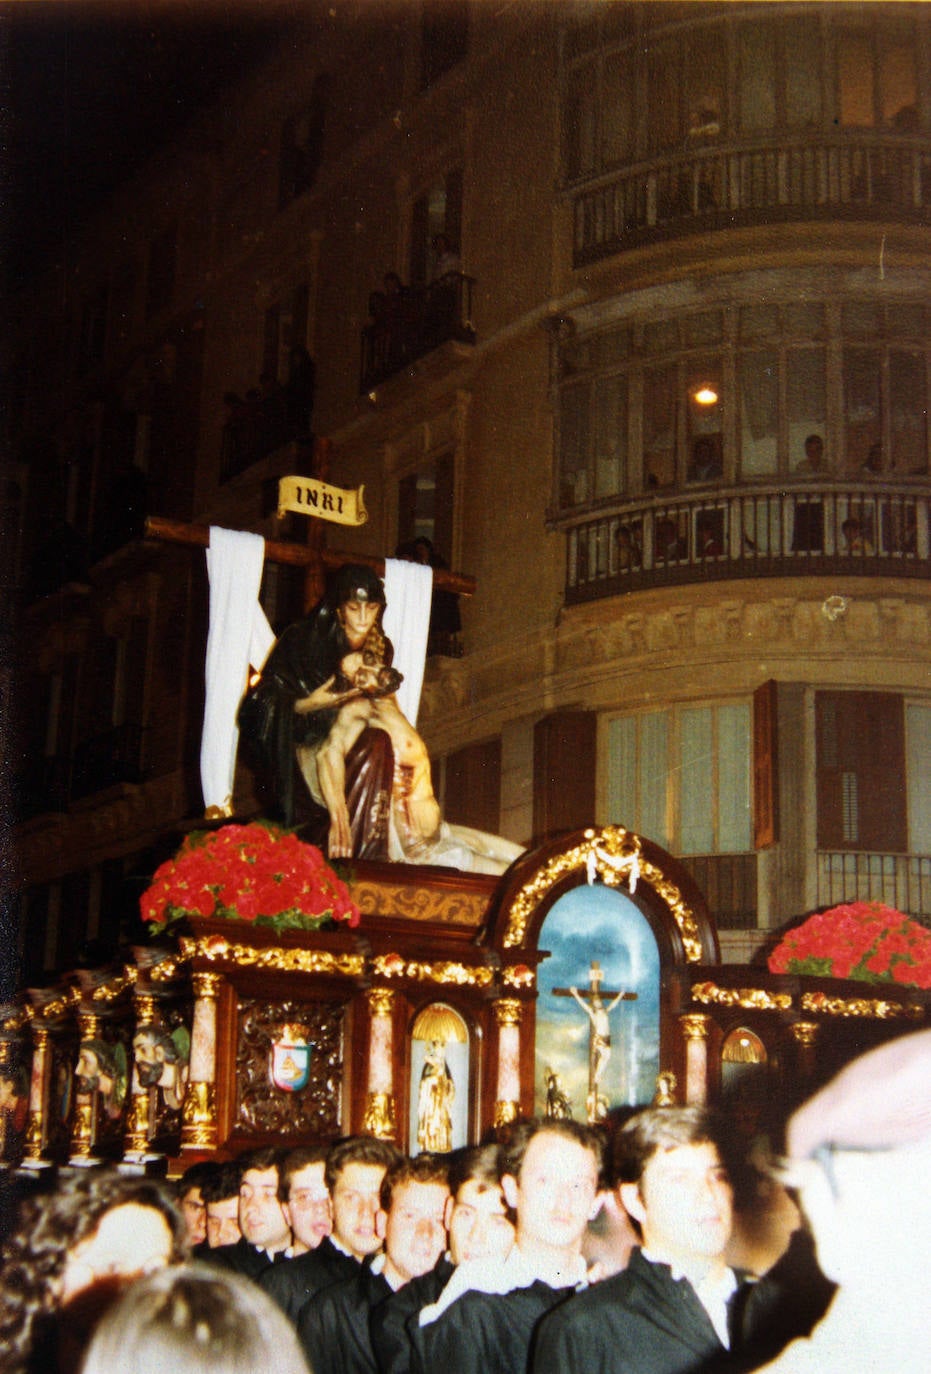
[417, 1039, 455, 1153]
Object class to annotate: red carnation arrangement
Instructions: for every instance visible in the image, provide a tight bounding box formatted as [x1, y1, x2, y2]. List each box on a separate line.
[768, 900, 931, 990]
[140, 822, 360, 934]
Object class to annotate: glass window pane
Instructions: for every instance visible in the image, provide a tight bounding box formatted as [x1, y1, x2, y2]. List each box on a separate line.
[717, 703, 752, 853]
[843, 348, 882, 472]
[907, 704, 931, 853]
[890, 351, 928, 476]
[593, 374, 627, 499]
[566, 66, 597, 178]
[686, 358, 723, 482]
[602, 50, 635, 165]
[643, 365, 678, 489]
[838, 31, 875, 127]
[738, 22, 776, 132]
[680, 707, 713, 854]
[739, 351, 778, 477]
[560, 384, 590, 507]
[606, 716, 638, 827]
[647, 40, 680, 151]
[880, 39, 917, 128]
[640, 712, 671, 850]
[686, 30, 724, 141]
[785, 16, 822, 128]
[787, 348, 827, 473]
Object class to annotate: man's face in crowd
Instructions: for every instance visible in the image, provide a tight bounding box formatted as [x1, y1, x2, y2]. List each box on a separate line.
[378, 1179, 450, 1287]
[621, 1140, 732, 1267]
[284, 1161, 332, 1251]
[239, 1165, 291, 1251]
[503, 1130, 600, 1253]
[179, 1185, 207, 1248]
[446, 1179, 515, 1265]
[331, 1160, 387, 1259]
[206, 1196, 241, 1248]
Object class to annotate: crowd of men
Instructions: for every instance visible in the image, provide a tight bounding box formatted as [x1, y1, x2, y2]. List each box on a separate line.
[5, 1028, 931, 1373]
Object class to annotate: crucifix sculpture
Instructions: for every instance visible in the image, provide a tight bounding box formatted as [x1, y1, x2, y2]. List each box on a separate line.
[553, 961, 637, 1122]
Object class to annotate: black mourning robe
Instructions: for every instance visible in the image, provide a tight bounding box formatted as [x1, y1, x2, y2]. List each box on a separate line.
[298, 1261, 392, 1374]
[201, 1235, 276, 1281]
[369, 1256, 454, 1374]
[408, 1278, 577, 1374]
[258, 1235, 360, 1325]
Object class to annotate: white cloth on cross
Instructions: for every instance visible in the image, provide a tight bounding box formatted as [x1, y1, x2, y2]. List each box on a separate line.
[200, 526, 275, 815]
[382, 557, 433, 726]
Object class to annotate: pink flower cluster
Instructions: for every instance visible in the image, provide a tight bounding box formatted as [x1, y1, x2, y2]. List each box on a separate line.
[140, 823, 359, 932]
[768, 900, 931, 989]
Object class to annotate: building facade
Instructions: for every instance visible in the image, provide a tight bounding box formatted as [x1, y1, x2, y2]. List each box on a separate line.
[7, 0, 931, 988]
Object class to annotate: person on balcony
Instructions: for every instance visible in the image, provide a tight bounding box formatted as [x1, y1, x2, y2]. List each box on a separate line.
[795, 434, 827, 477]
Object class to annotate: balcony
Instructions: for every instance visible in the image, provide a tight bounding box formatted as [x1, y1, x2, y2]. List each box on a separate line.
[70, 723, 146, 802]
[817, 851, 931, 924]
[564, 480, 931, 603]
[360, 274, 476, 393]
[572, 132, 931, 267]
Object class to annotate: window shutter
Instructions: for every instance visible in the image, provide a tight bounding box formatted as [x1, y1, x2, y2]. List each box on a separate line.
[815, 691, 906, 851]
[533, 710, 597, 843]
[753, 680, 779, 848]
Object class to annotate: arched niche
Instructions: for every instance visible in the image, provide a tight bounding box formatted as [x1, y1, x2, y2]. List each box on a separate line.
[408, 1003, 469, 1155]
[482, 825, 719, 1117]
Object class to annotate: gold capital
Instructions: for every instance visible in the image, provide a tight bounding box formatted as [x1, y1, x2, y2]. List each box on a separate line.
[493, 998, 522, 1027]
[367, 987, 395, 1018]
[494, 1099, 519, 1129]
[789, 1020, 819, 1046]
[191, 972, 223, 1001]
[679, 1012, 711, 1041]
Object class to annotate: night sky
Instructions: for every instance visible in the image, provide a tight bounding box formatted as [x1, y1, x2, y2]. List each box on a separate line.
[3, 0, 302, 287]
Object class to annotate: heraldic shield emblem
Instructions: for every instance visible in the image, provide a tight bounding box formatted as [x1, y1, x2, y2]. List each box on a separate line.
[269, 1024, 312, 1092]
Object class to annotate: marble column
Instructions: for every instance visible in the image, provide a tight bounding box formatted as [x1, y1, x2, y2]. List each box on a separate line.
[362, 987, 397, 1140]
[493, 998, 522, 1130]
[679, 1012, 711, 1105]
[181, 972, 222, 1151]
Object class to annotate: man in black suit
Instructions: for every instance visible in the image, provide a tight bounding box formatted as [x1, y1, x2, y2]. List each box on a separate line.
[206, 1145, 292, 1279]
[260, 1135, 401, 1322]
[532, 1106, 829, 1374]
[298, 1152, 451, 1374]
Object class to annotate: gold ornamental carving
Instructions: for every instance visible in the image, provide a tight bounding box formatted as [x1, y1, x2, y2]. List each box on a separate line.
[691, 981, 793, 1012]
[362, 1091, 397, 1140]
[502, 964, 535, 990]
[503, 825, 702, 961]
[800, 991, 924, 1021]
[180, 1081, 217, 1150]
[789, 1020, 820, 1046]
[494, 1099, 519, 1129]
[372, 955, 493, 987]
[23, 1111, 45, 1163]
[351, 880, 488, 928]
[653, 1071, 678, 1106]
[124, 1091, 151, 1154]
[180, 936, 363, 979]
[679, 1013, 711, 1041]
[493, 998, 522, 1027]
[150, 953, 191, 982]
[70, 1099, 95, 1159]
[91, 968, 138, 1001]
[367, 987, 395, 1018]
[191, 970, 224, 1000]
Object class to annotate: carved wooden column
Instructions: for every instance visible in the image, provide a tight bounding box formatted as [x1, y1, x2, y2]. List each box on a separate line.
[493, 998, 522, 1130]
[22, 1025, 51, 1167]
[69, 1009, 102, 1162]
[181, 972, 221, 1151]
[362, 987, 397, 1141]
[124, 990, 157, 1157]
[789, 1019, 820, 1082]
[679, 1012, 711, 1105]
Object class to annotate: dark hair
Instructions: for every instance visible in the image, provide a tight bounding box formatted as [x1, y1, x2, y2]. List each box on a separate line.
[330, 563, 386, 608]
[380, 1153, 450, 1212]
[611, 1106, 721, 1188]
[80, 1264, 310, 1374]
[498, 1118, 605, 1187]
[324, 1136, 402, 1193]
[0, 1169, 187, 1374]
[177, 1162, 219, 1198]
[200, 1162, 242, 1205]
[235, 1146, 286, 1180]
[279, 1145, 329, 1202]
[448, 1144, 502, 1199]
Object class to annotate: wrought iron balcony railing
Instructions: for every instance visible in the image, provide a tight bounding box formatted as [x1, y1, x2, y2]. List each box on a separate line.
[564, 481, 931, 603]
[572, 132, 931, 266]
[360, 274, 475, 392]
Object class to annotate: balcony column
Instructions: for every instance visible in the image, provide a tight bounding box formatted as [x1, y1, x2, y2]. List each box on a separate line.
[181, 972, 221, 1151]
[362, 987, 397, 1141]
[679, 1013, 712, 1105]
[493, 998, 522, 1131]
